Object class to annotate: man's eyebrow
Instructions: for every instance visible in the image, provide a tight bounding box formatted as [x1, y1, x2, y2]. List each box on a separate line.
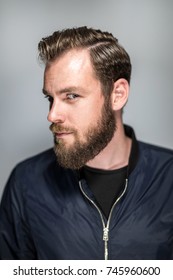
[59, 86, 84, 94]
[42, 87, 85, 95]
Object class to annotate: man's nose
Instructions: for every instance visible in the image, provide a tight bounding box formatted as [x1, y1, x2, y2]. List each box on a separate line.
[47, 101, 66, 123]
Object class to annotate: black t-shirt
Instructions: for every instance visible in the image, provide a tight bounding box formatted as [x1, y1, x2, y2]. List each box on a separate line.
[82, 165, 127, 218]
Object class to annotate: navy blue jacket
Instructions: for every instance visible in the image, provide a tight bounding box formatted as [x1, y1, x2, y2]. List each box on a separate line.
[0, 136, 173, 259]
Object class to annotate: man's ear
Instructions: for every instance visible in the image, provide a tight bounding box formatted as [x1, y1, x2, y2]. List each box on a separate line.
[110, 78, 129, 111]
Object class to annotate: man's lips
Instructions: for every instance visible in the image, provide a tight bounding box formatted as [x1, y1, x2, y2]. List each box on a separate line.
[54, 132, 73, 138]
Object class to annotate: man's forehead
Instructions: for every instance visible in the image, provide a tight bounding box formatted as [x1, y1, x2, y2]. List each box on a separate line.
[44, 48, 97, 87]
[45, 48, 91, 69]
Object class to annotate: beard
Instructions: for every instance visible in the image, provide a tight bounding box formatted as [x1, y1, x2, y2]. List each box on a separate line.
[49, 98, 116, 169]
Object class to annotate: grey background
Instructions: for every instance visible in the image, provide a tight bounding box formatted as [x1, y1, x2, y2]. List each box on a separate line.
[0, 0, 173, 198]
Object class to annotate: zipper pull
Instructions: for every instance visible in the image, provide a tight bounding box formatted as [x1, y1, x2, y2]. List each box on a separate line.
[103, 227, 109, 241]
[103, 227, 109, 260]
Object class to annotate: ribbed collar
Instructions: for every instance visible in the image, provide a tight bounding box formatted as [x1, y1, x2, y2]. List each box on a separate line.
[124, 125, 139, 177]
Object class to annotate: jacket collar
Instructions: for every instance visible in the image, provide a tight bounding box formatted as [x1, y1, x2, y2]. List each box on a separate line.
[124, 125, 139, 177]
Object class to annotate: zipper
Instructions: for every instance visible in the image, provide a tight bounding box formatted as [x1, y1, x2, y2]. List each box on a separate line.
[79, 178, 128, 260]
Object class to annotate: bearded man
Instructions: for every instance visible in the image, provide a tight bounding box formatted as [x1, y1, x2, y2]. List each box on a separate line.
[0, 26, 173, 260]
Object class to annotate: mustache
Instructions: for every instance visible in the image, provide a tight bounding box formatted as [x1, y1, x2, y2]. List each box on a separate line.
[49, 123, 75, 133]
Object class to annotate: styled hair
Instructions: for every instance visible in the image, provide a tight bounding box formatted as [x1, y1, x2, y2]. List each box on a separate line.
[38, 26, 131, 96]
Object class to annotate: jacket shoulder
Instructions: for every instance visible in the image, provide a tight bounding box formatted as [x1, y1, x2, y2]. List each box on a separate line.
[16, 148, 56, 171]
[138, 141, 173, 167]
[1, 149, 59, 202]
[139, 141, 173, 155]
[5, 148, 57, 187]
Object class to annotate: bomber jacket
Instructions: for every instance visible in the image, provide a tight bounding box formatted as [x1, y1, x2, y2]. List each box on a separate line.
[0, 126, 173, 260]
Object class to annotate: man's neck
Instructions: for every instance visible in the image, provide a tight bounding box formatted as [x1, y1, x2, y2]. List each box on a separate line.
[86, 123, 132, 170]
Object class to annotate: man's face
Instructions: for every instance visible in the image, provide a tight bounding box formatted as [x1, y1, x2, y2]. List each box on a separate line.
[43, 49, 116, 169]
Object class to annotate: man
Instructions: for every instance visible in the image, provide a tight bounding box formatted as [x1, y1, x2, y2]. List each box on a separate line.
[0, 26, 173, 260]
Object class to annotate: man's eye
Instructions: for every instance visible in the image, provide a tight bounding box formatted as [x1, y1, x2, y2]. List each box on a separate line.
[66, 94, 79, 100]
[44, 95, 53, 103]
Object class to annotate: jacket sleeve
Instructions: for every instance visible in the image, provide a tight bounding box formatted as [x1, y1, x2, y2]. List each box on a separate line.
[0, 168, 37, 259]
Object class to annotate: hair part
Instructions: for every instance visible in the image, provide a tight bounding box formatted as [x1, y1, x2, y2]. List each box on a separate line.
[38, 26, 132, 97]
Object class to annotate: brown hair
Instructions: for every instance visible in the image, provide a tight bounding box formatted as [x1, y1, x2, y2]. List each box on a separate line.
[38, 26, 131, 96]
